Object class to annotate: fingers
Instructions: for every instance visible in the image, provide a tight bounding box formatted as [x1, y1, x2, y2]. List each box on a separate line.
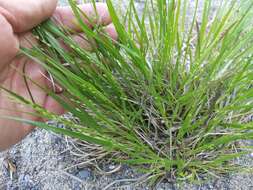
[0, 1, 113, 34]
[10, 58, 64, 115]
[18, 32, 38, 49]
[43, 96, 65, 116]
[0, 0, 58, 32]
[0, 7, 16, 27]
[103, 23, 118, 41]
[53, 3, 112, 32]
[60, 33, 94, 52]
[59, 24, 117, 52]
[0, 14, 19, 75]
[43, 72, 64, 94]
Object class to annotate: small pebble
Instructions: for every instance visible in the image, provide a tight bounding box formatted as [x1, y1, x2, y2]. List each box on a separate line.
[109, 165, 116, 170]
[77, 169, 92, 180]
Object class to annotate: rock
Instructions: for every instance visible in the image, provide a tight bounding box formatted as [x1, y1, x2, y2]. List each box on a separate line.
[108, 165, 116, 170]
[76, 169, 92, 180]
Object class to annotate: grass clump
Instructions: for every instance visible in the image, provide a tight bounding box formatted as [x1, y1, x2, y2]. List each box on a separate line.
[3, 0, 253, 185]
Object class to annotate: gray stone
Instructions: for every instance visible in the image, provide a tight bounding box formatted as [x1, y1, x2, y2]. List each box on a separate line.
[76, 169, 92, 180]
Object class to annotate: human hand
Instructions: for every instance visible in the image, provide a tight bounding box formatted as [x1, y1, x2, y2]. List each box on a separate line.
[0, 0, 117, 151]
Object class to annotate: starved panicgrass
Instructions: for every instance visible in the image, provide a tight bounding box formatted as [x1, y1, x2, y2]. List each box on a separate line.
[1, 0, 253, 185]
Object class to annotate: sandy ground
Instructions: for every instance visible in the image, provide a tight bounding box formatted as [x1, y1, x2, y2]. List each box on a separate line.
[1, 0, 253, 189]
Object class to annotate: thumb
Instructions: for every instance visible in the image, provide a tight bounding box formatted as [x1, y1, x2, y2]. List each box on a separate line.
[0, 0, 58, 33]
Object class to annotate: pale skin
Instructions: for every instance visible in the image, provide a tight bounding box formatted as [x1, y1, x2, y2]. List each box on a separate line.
[0, 0, 117, 151]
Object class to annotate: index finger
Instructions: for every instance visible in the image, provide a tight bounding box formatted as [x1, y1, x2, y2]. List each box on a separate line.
[53, 3, 112, 32]
[0, 0, 58, 33]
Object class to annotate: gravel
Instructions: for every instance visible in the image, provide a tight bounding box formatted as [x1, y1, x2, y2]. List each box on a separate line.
[1, 0, 253, 190]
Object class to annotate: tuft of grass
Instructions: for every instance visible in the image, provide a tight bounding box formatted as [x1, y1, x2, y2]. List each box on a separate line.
[2, 0, 253, 184]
